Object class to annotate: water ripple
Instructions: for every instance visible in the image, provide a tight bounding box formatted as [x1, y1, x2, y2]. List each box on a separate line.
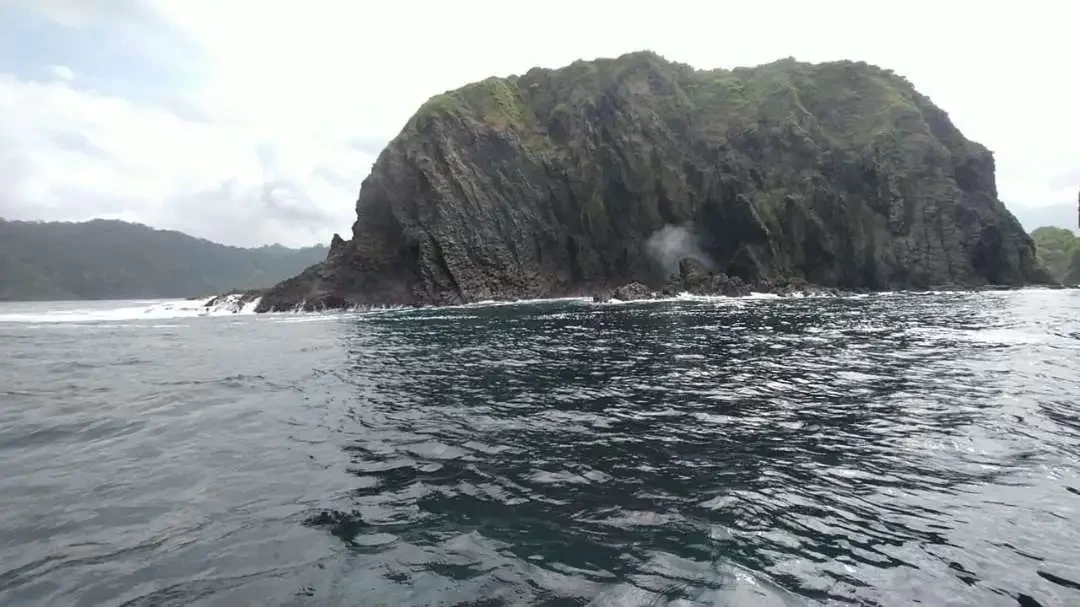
[0, 290, 1078, 605]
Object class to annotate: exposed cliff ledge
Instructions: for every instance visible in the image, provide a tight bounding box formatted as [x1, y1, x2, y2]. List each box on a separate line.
[257, 51, 1051, 312]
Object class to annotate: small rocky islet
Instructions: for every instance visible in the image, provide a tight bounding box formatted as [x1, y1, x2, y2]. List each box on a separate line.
[247, 51, 1057, 313]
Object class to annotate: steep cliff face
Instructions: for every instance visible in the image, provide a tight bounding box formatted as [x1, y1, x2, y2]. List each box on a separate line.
[257, 51, 1049, 311]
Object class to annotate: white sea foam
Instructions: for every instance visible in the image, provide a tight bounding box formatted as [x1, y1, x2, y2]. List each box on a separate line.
[2, 288, 1047, 325]
[593, 291, 784, 306]
[460, 296, 590, 309]
[0, 295, 263, 324]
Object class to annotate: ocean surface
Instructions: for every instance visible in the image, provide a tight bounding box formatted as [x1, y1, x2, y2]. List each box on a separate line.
[1, 291, 1078, 606]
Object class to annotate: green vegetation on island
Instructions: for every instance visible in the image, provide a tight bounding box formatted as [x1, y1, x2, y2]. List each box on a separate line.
[1031, 226, 1080, 284]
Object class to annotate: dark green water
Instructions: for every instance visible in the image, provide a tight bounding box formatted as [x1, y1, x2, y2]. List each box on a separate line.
[1, 291, 1078, 606]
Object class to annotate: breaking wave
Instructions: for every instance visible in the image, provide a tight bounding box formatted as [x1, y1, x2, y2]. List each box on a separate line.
[0, 295, 262, 324]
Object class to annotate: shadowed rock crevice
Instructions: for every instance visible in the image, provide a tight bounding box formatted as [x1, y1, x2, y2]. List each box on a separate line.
[256, 51, 1051, 312]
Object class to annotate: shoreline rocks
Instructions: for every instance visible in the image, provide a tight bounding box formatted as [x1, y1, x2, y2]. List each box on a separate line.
[590, 257, 843, 302]
[613, 282, 653, 301]
[202, 289, 264, 313]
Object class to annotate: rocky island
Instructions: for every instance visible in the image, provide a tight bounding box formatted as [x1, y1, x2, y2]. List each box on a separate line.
[255, 51, 1051, 312]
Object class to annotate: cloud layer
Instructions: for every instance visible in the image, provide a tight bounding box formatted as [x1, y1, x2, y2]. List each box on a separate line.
[1, 0, 1077, 246]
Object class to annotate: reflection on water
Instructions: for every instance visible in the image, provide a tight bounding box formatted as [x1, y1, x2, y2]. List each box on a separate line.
[0, 291, 1078, 605]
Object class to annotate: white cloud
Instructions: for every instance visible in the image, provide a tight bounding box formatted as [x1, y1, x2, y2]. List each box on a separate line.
[13, 0, 153, 27]
[0, 74, 369, 246]
[2, 0, 1078, 244]
[48, 65, 74, 81]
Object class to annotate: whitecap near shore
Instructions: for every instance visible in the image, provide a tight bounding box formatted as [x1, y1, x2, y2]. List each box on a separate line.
[0, 295, 262, 324]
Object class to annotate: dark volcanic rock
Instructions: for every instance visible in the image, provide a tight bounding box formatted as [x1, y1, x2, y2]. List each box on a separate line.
[660, 257, 754, 297]
[719, 275, 752, 297]
[257, 52, 1050, 312]
[678, 258, 712, 294]
[328, 233, 347, 257]
[612, 282, 652, 301]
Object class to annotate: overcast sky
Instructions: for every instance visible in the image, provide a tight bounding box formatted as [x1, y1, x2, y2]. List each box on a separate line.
[1, 0, 1077, 247]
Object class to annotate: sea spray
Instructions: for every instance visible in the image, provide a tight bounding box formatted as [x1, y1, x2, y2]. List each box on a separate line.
[645, 224, 713, 276]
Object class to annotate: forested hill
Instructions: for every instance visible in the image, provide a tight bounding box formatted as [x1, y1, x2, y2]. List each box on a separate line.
[1031, 226, 1080, 285]
[0, 219, 328, 301]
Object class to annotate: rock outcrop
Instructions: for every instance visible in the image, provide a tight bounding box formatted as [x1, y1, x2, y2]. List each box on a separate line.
[592, 256, 839, 302]
[257, 51, 1051, 312]
[202, 289, 263, 313]
[612, 281, 653, 301]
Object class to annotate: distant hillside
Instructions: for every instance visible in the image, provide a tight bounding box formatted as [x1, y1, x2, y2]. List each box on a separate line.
[1031, 226, 1080, 285]
[0, 219, 328, 301]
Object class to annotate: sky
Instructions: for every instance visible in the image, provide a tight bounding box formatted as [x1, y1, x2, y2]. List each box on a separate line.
[0, 0, 1077, 247]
